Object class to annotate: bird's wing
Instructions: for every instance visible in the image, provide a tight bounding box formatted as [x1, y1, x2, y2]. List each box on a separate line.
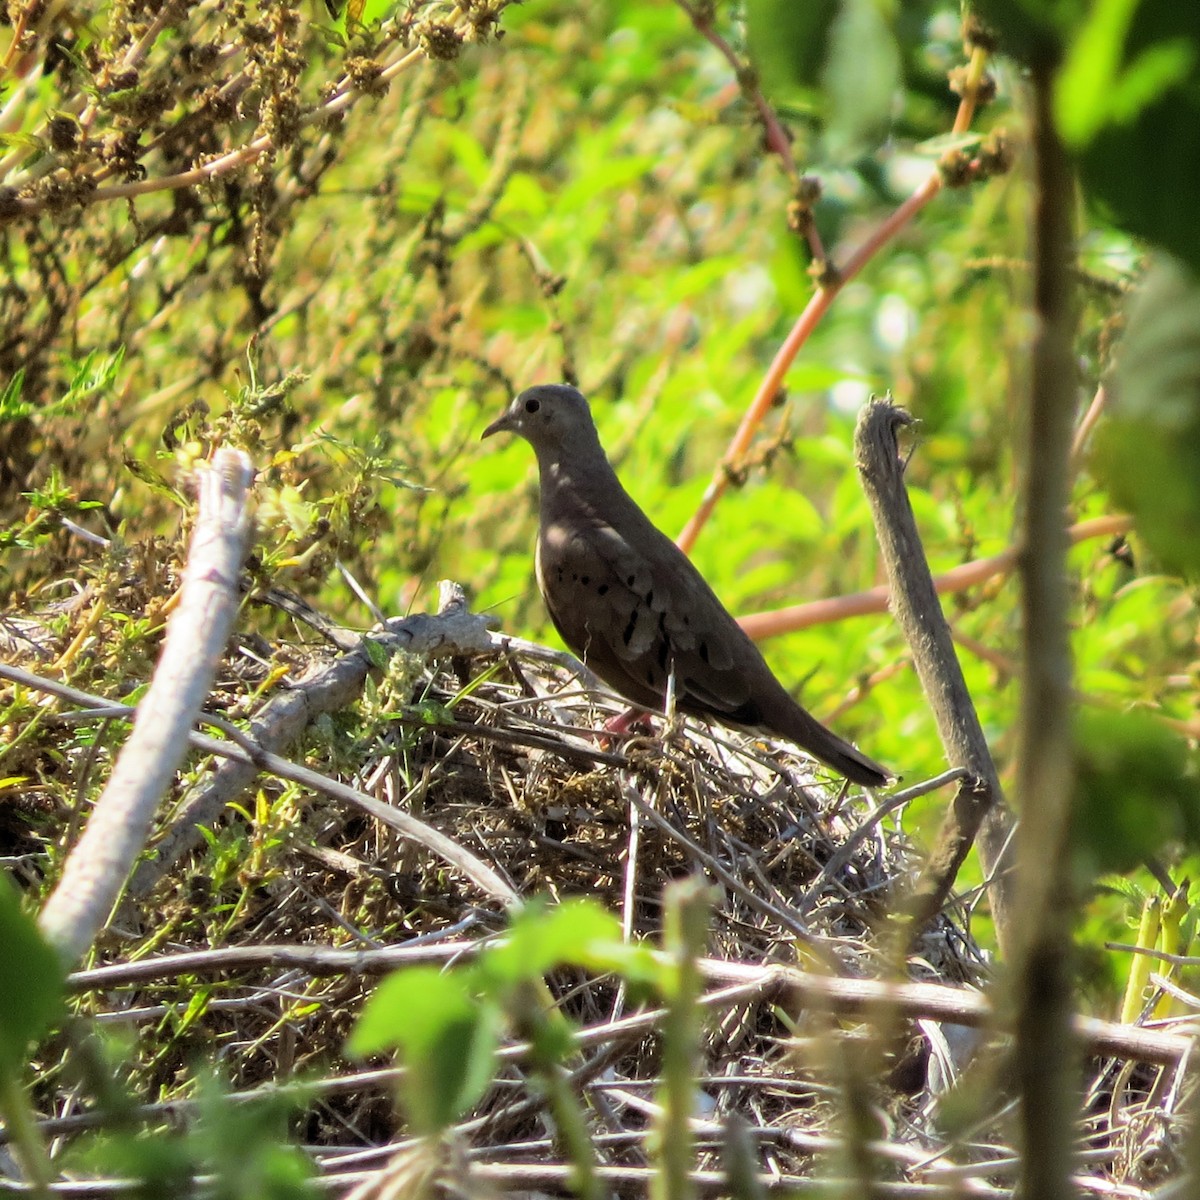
[537, 509, 766, 723]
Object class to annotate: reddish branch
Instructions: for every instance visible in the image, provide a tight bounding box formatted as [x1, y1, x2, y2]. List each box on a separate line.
[677, 47, 993, 554]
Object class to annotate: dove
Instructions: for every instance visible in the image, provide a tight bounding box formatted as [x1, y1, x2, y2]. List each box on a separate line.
[482, 384, 890, 787]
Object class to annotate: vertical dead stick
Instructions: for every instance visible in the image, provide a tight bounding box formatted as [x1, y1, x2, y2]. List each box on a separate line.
[855, 401, 1015, 954]
[38, 449, 255, 966]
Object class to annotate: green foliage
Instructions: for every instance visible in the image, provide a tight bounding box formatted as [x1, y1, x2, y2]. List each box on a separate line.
[349, 898, 659, 1134]
[976, 0, 1200, 270]
[746, 0, 951, 160]
[476, 894, 659, 992]
[745, 0, 841, 109]
[0, 464, 105, 554]
[822, 0, 903, 156]
[342, 0, 404, 29]
[0, 882, 64, 1192]
[1072, 709, 1200, 876]
[0, 370, 26, 422]
[0, 0, 1186, 941]
[1070, 3, 1200, 271]
[1, 351, 124, 425]
[1055, 0, 1195, 146]
[3, 0, 1200, 1170]
[348, 965, 502, 1135]
[1098, 257, 1200, 574]
[76, 1073, 318, 1200]
[0, 878, 64, 1077]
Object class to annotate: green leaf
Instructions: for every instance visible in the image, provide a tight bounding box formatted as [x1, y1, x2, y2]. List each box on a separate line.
[1073, 709, 1200, 874]
[494, 171, 550, 221]
[744, 0, 839, 105]
[1106, 39, 1195, 123]
[0, 370, 28, 422]
[441, 127, 492, 187]
[0, 351, 123, 426]
[123, 456, 188, 505]
[555, 153, 657, 212]
[512, 897, 621, 970]
[76, 1128, 194, 1197]
[480, 898, 660, 992]
[1062, 0, 1200, 122]
[191, 1073, 319, 1200]
[1072, 4, 1200, 268]
[0, 877, 66, 1077]
[1097, 257, 1200, 574]
[333, 0, 399, 28]
[64, 347, 125, 404]
[76, 1070, 318, 1200]
[348, 966, 499, 1135]
[822, 0, 901, 156]
[1055, 0, 1134, 142]
[360, 636, 390, 670]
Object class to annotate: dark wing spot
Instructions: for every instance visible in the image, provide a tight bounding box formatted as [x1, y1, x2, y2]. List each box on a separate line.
[657, 615, 670, 669]
[597, 583, 609, 595]
[622, 608, 639, 647]
[627, 574, 636, 587]
[581, 575, 590, 586]
[699, 640, 710, 664]
[644, 589, 654, 608]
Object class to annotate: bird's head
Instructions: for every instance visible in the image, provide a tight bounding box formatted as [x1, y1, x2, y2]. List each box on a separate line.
[481, 384, 599, 456]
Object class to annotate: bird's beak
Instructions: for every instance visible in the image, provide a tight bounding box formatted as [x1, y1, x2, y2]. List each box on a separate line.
[481, 408, 514, 440]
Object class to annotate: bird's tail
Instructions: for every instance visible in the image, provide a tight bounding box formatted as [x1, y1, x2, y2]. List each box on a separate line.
[787, 709, 892, 788]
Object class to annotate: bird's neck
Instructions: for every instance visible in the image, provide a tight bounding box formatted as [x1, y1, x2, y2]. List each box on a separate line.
[538, 451, 629, 519]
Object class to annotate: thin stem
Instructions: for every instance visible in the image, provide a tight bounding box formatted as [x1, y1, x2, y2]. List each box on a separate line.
[674, 1, 823, 264]
[0, 1072, 55, 1199]
[676, 177, 944, 553]
[736, 514, 1132, 639]
[1012, 57, 1080, 1200]
[650, 879, 711, 1200]
[676, 31, 990, 553]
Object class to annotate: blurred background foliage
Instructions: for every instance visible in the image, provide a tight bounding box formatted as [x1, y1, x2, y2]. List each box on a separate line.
[2, 0, 1199, 970]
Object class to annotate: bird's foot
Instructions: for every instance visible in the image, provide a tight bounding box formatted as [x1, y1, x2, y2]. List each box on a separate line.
[596, 705, 656, 747]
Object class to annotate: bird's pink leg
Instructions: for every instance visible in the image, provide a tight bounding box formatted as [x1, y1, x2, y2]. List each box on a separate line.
[603, 706, 652, 735]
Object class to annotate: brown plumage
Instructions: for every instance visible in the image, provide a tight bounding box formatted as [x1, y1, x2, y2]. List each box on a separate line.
[482, 384, 891, 787]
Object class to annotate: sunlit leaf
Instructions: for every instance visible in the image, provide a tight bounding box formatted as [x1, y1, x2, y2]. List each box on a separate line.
[0, 878, 65, 1076]
[1071, 4, 1200, 268]
[481, 897, 658, 990]
[349, 966, 500, 1135]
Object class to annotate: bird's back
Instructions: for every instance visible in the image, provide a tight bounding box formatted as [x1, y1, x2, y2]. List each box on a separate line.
[485, 382, 890, 786]
[536, 461, 781, 723]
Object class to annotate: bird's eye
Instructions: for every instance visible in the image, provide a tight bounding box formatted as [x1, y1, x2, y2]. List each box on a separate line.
[524, 398, 540, 414]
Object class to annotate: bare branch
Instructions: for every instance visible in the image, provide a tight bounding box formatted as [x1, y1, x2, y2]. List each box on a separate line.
[38, 449, 254, 966]
[855, 399, 1016, 952]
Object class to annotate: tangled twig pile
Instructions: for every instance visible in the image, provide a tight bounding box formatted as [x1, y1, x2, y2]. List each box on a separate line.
[1, 578, 1190, 1196]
